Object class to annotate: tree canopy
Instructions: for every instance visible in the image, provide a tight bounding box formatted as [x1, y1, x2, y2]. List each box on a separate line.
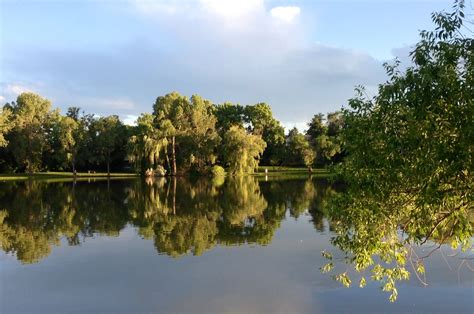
[324, 1, 473, 301]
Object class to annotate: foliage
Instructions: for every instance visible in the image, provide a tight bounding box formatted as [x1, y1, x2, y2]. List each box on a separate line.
[0, 90, 344, 174]
[210, 165, 225, 177]
[284, 128, 315, 168]
[222, 125, 266, 175]
[0, 107, 14, 147]
[213, 102, 245, 133]
[244, 103, 286, 165]
[185, 95, 220, 172]
[90, 115, 128, 175]
[8, 93, 52, 173]
[128, 113, 168, 174]
[325, 1, 473, 301]
[51, 116, 79, 171]
[306, 112, 343, 166]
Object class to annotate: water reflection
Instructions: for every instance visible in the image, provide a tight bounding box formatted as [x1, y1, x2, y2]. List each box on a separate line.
[0, 176, 335, 263]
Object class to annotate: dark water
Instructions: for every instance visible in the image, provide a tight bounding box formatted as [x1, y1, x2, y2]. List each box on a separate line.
[0, 177, 472, 313]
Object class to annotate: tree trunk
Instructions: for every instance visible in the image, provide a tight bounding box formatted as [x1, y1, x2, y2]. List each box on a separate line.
[171, 136, 177, 176]
[172, 176, 176, 215]
[165, 146, 171, 174]
[107, 154, 110, 177]
[72, 153, 76, 175]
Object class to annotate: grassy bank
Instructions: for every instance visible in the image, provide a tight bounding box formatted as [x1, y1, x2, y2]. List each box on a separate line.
[255, 166, 330, 178]
[0, 172, 138, 181]
[0, 167, 331, 182]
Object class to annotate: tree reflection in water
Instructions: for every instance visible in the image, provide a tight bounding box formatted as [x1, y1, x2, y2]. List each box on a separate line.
[1, 177, 469, 302]
[0, 177, 330, 263]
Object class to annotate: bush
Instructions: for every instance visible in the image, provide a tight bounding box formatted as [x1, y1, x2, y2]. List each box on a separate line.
[155, 165, 166, 177]
[210, 165, 225, 177]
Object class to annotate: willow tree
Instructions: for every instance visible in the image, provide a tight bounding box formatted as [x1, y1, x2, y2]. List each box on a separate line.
[222, 125, 266, 175]
[153, 92, 190, 175]
[325, 1, 473, 301]
[128, 113, 168, 174]
[184, 95, 220, 173]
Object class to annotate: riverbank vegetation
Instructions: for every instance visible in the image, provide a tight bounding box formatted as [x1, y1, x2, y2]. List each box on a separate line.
[0, 93, 343, 176]
[324, 0, 472, 301]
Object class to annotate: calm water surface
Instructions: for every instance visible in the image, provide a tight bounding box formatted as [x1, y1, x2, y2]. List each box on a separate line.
[0, 177, 472, 313]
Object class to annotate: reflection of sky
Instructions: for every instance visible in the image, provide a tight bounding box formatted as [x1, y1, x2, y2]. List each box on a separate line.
[1, 213, 472, 313]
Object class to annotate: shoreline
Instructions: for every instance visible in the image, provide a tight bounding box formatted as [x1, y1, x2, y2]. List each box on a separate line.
[0, 167, 331, 182]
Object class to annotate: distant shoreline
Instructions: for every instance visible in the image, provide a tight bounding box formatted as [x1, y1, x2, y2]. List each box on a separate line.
[0, 167, 331, 181]
[0, 172, 138, 181]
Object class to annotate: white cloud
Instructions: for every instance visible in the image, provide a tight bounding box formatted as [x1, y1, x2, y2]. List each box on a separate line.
[129, 0, 265, 20]
[0, 83, 37, 102]
[270, 6, 301, 23]
[122, 114, 138, 126]
[200, 0, 264, 20]
[282, 121, 308, 133]
[129, 0, 189, 16]
[6, 84, 32, 96]
[3, 1, 386, 122]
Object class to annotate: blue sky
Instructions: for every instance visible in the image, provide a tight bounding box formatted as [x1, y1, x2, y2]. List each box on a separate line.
[0, 0, 455, 129]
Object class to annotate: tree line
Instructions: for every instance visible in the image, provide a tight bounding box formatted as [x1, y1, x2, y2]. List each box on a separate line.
[0, 91, 344, 175]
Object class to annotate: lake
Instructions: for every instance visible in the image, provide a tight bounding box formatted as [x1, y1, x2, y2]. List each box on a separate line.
[0, 177, 472, 313]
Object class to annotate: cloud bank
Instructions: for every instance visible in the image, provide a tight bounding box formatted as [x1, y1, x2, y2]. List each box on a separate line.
[2, 0, 388, 128]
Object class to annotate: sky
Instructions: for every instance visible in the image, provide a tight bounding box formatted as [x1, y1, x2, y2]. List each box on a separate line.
[0, 0, 457, 129]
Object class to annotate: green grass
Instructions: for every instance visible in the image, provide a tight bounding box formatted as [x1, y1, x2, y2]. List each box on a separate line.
[254, 166, 330, 177]
[0, 167, 331, 182]
[0, 172, 138, 181]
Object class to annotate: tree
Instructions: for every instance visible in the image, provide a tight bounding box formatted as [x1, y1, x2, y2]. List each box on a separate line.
[153, 92, 190, 175]
[306, 112, 343, 166]
[9, 93, 52, 173]
[91, 115, 127, 176]
[222, 126, 266, 175]
[306, 113, 326, 140]
[285, 128, 315, 169]
[53, 116, 80, 172]
[327, 111, 344, 137]
[244, 103, 285, 165]
[185, 95, 220, 172]
[0, 107, 14, 147]
[128, 113, 168, 173]
[324, 1, 473, 301]
[66, 106, 81, 121]
[213, 102, 245, 133]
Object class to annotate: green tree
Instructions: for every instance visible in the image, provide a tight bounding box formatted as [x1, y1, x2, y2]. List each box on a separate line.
[222, 125, 266, 175]
[306, 113, 326, 140]
[184, 95, 220, 173]
[128, 113, 168, 173]
[153, 92, 190, 175]
[91, 115, 127, 176]
[213, 102, 245, 133]
[325, 1, 473, 301]
[244, 103, 285, 165]
[306, 112, 343, 166]
[285, 127, 315, 169]
[327, 111, 344, 137]
[53, 116, 80, 172]
[9, 93, 52, 173]
[0, 106, 14, 147]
